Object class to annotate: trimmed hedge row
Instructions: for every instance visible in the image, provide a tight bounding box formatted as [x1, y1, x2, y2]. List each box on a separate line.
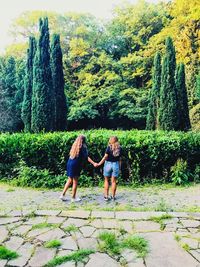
[0, 130, 199, 187]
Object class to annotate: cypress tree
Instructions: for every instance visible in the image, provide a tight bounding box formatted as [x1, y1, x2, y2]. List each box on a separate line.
[175, 63, 191, 131]
[146, 52, 161, 130]
[51, 34, 67, 131]
[22, 36, 36, 131]
[31, 17, 55, 132]
[159, 37, 178, 130]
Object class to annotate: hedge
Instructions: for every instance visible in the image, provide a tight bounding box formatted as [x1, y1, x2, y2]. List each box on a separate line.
[0, 130, 199, 187]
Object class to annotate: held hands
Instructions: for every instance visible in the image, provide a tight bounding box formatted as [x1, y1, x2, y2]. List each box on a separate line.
[93, 162, 101, 168]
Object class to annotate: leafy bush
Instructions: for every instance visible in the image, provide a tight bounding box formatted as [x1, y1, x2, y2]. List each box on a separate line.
[170, 159, 190, 185]
[0, 130, 199, 187]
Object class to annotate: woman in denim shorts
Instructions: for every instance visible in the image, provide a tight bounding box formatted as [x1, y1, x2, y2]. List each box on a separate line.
[98, 136, 122, 201]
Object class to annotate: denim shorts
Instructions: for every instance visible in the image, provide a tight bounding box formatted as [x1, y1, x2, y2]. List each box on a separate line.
[103, 161, 120, 177]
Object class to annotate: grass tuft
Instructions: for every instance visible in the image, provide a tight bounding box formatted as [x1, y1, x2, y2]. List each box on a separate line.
[44, 249, 95, 267]
[0, 246, 19, 260]
[98, 231, 121, 255]
[44, 240, 62, 248]
[121, 235, 149, 258]
[32, 223, 59, 230]
[64, 224, 78, 232]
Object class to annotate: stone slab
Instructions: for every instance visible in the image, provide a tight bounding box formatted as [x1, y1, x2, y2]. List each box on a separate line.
[28, 247, 56, 267]
[60, 210, 90, 218]
[91, 211, 115, 219]
[85, 252, 119, 267]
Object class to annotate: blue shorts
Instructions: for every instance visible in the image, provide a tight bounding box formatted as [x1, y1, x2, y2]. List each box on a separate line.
[103, 161, 120, 177]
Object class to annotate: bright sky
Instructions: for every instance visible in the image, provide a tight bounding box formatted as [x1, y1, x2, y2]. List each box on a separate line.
[0, 0, 161, 53]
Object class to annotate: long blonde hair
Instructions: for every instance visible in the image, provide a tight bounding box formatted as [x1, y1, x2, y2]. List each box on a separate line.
[69, 135, 86, 159]
[108, 136, 120, 157]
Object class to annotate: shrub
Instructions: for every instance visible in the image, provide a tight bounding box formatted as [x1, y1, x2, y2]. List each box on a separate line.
[170, 159, 190, 185]
[0, 130, 199, 187]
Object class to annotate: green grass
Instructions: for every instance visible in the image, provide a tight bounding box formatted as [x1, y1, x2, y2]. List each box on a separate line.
[32, 222, 59, 230]
[174, 234, 181, 242]
[6, 188, 15, 192]
[44, 240, 62, 248]
[121, 236, 149, 258]
[182, 243, 190, 251]
[98, 231, 149, 258]
[98, 231, 121, 255]
[64, 224, 78, 233]
[44, 249, 95, 267]
[148, 214, 173, 223]
[0, 246, 19, 260]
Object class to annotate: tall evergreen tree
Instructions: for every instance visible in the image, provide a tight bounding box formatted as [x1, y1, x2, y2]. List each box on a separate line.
[175, 63, 191, 131]
[158, 37, 178, 131]
[22, 36, 36, 131]
[146, 52, 161, 130]
[31, 17, 55, 132]
[51, 34, 67, 131]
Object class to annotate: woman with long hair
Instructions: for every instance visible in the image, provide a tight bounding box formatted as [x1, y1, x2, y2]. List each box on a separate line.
[60, 135, 97, 202]
[97, 136, 122, 201]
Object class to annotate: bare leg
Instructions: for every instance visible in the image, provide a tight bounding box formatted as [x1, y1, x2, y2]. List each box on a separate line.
[72, 178, 78, 199]
[104, 177, 110, 197]
[62, 177, 73, 195]
[111, 176, 117, 198]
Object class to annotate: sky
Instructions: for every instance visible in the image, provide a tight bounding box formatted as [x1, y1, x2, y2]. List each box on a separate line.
[0, 0, 161, 53]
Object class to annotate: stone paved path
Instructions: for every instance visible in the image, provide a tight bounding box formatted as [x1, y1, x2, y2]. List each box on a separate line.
[0, 184, 200, 213]
[0, 210, 200, 267]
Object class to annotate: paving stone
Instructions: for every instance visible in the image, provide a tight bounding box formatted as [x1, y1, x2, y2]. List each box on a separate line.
[118, 220, 134, 233]
[164, 218, 179, 224]
[78, 237, 98, 250]
[24, 216, 47, 225]
[168, 212, 189, 218]
[5, 236, 24, 251]
[8, 243, 34, 267]
[115, 211, 165, 220]
[12, 224, 32, 236]
[90, 219, 103, 228]
[85, 252, 119, 267]
[91, 211, 115, 219]
[80, 226, 96, 237]
[144, 232, 199, 267]
[176, 228, 189, 233]
[102, 219, 119, 229]
[60, 210, 90, 218]
[164, 225, 178, 232]
[6, 221, 22, 231]
[188, 228, 199, 234]
[190, 250, 200, 262]
[37, 228, 66, 242]
[46, 216, 65, 224]
[181, 237, 199, 249]
[28, 247, 56, 267]
[121, 249, 145, 266]
[0, 217, 21, 225]
[35, 210, 61, 216]
[180, 219, 200, 228]
[0, 260, 7, 267]
[9, 210, 23, 217]
[0, 226, 9, 242]
[58, 262, 76, 267]
[134, 221, 161, 232]
[62, 218, 87, 228]
[27, 227, 51, 238]
[60, 236, 78, 250]
[57, 249, 73, 257]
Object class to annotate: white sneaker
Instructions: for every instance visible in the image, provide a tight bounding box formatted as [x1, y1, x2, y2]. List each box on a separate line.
[71, 197, 81, 203]
[59, 195, 67, 201]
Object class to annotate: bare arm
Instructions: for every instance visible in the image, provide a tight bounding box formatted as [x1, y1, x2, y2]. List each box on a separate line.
[98, 154, 108, 166]
[88, 157, 97, 166]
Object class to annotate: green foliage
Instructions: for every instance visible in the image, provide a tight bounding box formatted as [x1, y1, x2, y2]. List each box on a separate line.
[0, 130, 199, 187]
[170, 159, 190, 185]
[22, 36, 36, 132]
[44, 249, 95, 267]
[98, 231, 121, 255]
[31, 17, 55, 132]
[32, 223, 58, 230]
[175, 63, 191, 131]
[146, 52, 161, 130]
[44, 240, 62, 248]
[51, 34, 67, 131]
[121, 235, 149, 258]
[0, 246, 19, 260]
[64, 224, 78, 233]
[159, 37, 178, 130]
